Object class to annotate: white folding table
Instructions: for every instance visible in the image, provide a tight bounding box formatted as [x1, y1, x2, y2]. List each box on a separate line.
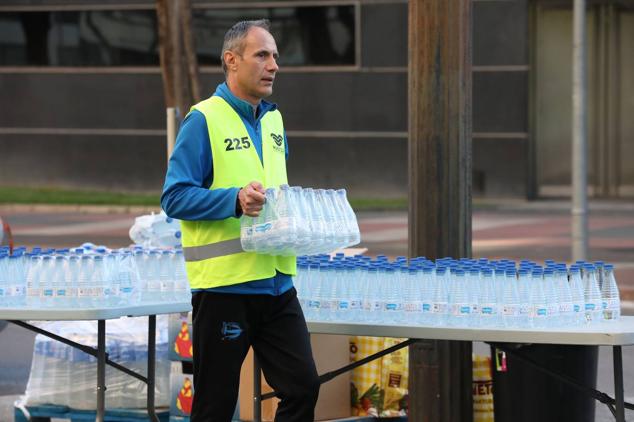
[0, 303, 191, 422]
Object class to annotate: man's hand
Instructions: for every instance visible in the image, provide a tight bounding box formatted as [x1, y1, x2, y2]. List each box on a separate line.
[238, 181, 266, 217]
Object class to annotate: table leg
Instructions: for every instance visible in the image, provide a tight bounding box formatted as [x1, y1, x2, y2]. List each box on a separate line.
[613, 346, 625, 422]
[96, 320, 106, 422]
[147, 315, 159, 422]
[254, 354, 262, 422]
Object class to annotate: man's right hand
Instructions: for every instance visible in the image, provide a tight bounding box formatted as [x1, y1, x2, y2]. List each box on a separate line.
[238, 181, 266, 217]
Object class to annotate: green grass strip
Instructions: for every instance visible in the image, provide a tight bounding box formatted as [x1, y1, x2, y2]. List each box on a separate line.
[0, 186, 160, 206]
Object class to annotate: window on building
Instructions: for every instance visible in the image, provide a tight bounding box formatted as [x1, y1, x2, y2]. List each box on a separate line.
[194, 5, 356, 67]
[0, 11, 159, 66]
[0, 5, 356, 67]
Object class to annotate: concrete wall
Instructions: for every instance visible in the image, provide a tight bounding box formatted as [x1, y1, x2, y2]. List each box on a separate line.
[0, 0, 532, 199]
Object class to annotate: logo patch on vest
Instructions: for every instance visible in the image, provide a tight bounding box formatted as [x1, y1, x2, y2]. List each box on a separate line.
[270, 133, 285, 153]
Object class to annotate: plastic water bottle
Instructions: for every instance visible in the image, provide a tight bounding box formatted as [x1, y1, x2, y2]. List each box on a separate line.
[348, 264, 363, 321]
[290, 186, 312, 252]
[91, 255, 107, 307]
[431, 266, 449, 326]
[449, 269, 471, 326]
[364, 266, 382, 323]
[25, 255, 43, 308]
[402, 267, 422, 325]
[479, 267, 499, 327]
[528, 268, 548, 328]
[336, 189, 361, 247]
[172, 250, 190, 303]
[315, 189, 336, 252]
[601, 264, 620, 321]
[305, 263, 322, 321]
[39, 255, 55, 307]
[555, 266, 574, 326]
[501, 268, 520, 328]
[516, 268, 531, 327]
[52, 255, 69, 307]
[582, 264, 603, 323]
[383, 266, 402, 324]
[569, 265, 586, 325]
[77, 255, 94, 308]
[543, 269, 560, 327]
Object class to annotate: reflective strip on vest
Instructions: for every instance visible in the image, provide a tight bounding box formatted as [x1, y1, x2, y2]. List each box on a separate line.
[182, 238, 243, 262]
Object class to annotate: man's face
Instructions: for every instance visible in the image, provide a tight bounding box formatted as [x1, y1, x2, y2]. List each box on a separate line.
[233, 27, 279, 104]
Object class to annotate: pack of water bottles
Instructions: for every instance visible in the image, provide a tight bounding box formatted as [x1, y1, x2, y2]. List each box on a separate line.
[129, 211, 182, 248]
[295, 254, 621, 329]
[240, 185, 360, 256]
[0, 244, 191, 309]
[21, 319, 170, 409]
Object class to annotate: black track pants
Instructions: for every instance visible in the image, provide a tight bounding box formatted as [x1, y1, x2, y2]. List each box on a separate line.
[190, 287, 320, 422]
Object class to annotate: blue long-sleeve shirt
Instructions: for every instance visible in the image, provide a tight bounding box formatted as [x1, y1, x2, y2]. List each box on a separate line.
[161, 82, 293, 295]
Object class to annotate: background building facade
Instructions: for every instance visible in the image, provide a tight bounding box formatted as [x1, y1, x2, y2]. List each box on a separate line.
[0, 0, 632, 199]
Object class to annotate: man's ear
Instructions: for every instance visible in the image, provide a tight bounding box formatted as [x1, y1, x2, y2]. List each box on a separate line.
[224, 50, 237, 70]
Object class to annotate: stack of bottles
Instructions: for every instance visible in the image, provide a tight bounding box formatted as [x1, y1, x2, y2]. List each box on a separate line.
[0, 244, 191, 309]
[23, 320, 170, 409]
[240, 185, 360, 256]
[129, 211, 182, 249]
[295, 254, 621, 328]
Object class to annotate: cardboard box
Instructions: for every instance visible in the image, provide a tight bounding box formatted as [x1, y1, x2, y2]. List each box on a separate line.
[239, 334, 351, 421]
[168, 312, 194, 362]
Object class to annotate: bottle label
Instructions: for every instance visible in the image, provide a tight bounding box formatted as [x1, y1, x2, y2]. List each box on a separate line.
[451, 304, 471, 316]
[519, 304, 530, 316]
[422, 303, 431, 313]
[56, 289, 66, 297]
[93, 287, 103, 298]
[147, 281, 161, 292]
[338, 300, 350, 310]
[605, 299, 620, 310]
[585, 303, 596, 311]
[530, 306, 547, 317]
[308, 300, 320, 310]
[372, 301, 382, 312]
[27, 288, 41, 298]
[78, 287, 92, 298]
[502, 304, 519, 316]
[385, 303, 398, 311]
[559, 303, 573, 314]
[432, 302, 448, 314]
[405, 302, 423, 313]
[548, 304, 559, 317]
[481, 304, 496, 315]
[471, 304, 480, 316]
[0, 288, 4, 298]
[573, 304, 582, 313]
[42, 289, 54, 298]
[350, 300, 361, 310]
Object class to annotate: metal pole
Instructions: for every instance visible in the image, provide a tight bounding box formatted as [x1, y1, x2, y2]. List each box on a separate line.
[167, 107, 176, 162]
[147, 315, 160, 422]
[613, 346, 625, 422]
[96, 320, 106, 422]
[572, 0, 588, 261]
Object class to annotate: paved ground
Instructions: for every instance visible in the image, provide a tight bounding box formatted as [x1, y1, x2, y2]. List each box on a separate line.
[1, 200, 633, 421]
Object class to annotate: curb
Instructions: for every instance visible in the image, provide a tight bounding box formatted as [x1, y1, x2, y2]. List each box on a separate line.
[0, 204, 161, 215]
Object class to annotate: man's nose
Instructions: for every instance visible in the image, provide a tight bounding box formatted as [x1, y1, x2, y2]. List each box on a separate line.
[267, 57, 279, 73]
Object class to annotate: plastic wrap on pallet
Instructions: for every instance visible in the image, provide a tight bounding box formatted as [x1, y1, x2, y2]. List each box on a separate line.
[19, 317, 170, 410]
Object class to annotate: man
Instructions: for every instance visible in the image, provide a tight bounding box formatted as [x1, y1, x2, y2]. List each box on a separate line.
[161, 20, 320, 422]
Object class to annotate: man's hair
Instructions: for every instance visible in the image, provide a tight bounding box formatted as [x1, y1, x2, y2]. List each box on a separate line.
[221, 19, 271, 74]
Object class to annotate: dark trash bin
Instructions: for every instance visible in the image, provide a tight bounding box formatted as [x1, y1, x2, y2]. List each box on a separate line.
[491, 344, 598, 422]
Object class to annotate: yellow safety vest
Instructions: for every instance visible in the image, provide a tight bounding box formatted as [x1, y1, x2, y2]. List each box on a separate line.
[181, 96, 296, 289]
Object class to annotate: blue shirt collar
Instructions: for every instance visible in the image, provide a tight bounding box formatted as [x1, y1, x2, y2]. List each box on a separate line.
[213, 82, 277, 124]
